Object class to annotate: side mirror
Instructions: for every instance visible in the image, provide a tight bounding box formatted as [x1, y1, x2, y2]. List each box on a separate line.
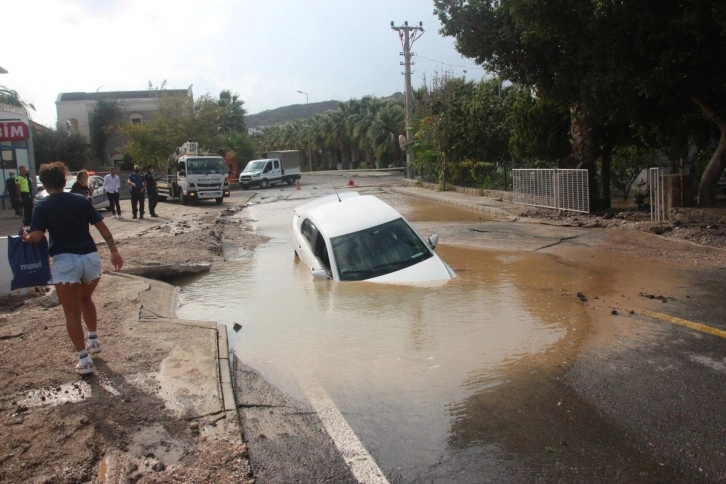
[311, 269, 331, 280]
[428, 233, 439, 249]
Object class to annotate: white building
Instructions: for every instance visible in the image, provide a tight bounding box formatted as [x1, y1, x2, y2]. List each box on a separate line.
[56, 89, 189, 167]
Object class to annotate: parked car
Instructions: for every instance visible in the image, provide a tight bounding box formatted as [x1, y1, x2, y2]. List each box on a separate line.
[35, 175, 108, 211]
[291, 192, 456, 283]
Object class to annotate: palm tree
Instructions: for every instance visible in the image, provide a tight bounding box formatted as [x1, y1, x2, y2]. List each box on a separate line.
[326, 109, 348, 169]
[0, 86, 35, 116]
[351, 96, 382, 168]
[218, 90, 247, 134]
[370, 102, 405, 166]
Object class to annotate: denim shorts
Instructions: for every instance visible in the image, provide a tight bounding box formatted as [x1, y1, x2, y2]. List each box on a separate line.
[51, 252, 102, 284]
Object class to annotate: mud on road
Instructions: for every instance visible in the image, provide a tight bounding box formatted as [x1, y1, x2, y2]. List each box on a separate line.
[0, 200, 266, 483]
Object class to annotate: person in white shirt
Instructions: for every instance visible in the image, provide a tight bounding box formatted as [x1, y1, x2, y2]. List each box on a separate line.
[102, 167, 122, 218]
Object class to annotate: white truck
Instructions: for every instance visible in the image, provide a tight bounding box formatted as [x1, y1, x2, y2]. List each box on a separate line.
[238, 150, 302, 189]
[157, 141, 231, 205]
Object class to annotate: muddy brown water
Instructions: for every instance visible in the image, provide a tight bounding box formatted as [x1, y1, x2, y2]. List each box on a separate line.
[174, 191, 610, 479]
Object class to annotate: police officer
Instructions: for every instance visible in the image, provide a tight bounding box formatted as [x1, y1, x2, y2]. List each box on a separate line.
[127, 165, 146, 219]
[144, 165, 158, 217]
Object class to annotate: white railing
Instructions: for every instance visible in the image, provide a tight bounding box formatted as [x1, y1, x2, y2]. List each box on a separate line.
[649, 167, 666, 221]
[512, 168, 590, 213]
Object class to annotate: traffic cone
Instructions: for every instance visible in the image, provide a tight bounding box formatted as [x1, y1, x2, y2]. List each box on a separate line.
[347, 179, 356, 188]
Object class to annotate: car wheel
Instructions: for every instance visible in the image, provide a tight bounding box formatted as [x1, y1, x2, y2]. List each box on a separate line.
[260, 179, 269, 189]
[181, 192, 188, 205]
[215, 197, 223, 204]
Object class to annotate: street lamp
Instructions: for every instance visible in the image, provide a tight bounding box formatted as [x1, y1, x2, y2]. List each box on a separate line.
[297, 90, 312, 172]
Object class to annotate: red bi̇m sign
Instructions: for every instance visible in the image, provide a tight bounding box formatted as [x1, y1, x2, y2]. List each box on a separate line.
[0, 121, 29, 141]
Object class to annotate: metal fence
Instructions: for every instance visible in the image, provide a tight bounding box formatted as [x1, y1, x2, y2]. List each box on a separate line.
[512, 168, 590, 213]
[649, 167, 666, 221]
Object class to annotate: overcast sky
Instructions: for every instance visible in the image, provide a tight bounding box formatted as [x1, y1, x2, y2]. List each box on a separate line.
[2, 0, 486, 128]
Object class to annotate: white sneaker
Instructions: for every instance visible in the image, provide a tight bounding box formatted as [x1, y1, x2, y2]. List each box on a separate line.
[112, 214, 117, 219]
[75, 359, 94, 375]
[86, 336, 101, 354]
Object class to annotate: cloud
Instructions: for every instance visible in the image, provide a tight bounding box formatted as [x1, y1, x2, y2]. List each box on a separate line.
[2, 0, 485, 128]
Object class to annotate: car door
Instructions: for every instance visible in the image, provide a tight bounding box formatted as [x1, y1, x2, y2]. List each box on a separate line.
[89, 176, 107, 210]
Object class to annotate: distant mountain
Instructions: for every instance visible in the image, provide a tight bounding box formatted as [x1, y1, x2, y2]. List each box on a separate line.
[246, 101, 340, 130]
[245, 92, 404, 130]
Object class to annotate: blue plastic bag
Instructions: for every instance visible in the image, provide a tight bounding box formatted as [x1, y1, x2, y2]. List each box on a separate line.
[7, 235, 51, 289]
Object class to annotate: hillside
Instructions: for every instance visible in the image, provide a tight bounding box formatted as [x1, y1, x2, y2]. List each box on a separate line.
[246, 101, 339, 129]
[246, 92, 404, 130]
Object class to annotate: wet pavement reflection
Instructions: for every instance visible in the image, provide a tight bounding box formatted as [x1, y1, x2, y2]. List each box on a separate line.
[176, 192, 600, 480]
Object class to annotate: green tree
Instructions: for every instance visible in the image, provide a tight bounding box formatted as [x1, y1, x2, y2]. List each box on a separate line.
[89, 98, 122, 165]
[369, 102, 405, 167]
[508, 90, 571, 165]
[218, 90, 247, 134]
[32, 127, 90, 171]
[435, 0, 726, 207]
[120, 88, 255, 171]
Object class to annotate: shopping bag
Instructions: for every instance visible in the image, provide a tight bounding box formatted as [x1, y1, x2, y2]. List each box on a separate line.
[7, 235, 51, 289]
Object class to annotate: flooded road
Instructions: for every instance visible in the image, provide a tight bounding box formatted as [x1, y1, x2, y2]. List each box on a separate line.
[176, 186, 687, 481]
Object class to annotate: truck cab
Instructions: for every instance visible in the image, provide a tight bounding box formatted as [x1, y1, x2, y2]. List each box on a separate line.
[157, 141, 230, 204]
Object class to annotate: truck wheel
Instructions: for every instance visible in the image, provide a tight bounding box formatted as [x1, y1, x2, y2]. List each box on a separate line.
[241, 185, 249, 190]
[285, 177, 293, 185]
[158, 195, 167, 202]
[215, 197, 223, 204]
[260, 179, 269, 189]
[181, 192, 188, 205]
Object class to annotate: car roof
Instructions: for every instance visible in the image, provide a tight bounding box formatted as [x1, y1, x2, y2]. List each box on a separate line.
[299, 193, 402, 238]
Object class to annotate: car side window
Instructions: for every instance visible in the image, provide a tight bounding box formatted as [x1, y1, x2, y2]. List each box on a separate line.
[274, 160, 279, 170]
[314, 233, 331, 272]
[301, 218, 317, 247]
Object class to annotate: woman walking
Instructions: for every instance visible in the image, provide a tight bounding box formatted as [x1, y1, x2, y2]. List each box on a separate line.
[70, 169, 91, 197]
[22, 162, 124, 375]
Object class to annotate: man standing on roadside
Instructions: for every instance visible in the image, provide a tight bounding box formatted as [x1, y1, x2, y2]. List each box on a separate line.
[4, 171, 21, 217]
[127, 165, 146, 219]
[15, 166, 33, 225]
[103, 166, 122, 218]
[144, 165, 159, 217]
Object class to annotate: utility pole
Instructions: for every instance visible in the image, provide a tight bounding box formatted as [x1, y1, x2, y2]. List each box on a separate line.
[391, 20, 423, 179]
[296, 90, 312, 172]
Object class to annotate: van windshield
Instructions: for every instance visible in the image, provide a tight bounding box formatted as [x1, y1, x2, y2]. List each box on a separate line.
[186, 157, 226, 175]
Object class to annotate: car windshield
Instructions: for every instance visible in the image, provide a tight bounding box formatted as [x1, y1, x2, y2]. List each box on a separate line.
[243, 161, 267, 173]
[330, 218, 433, 281]
[186, 158, 226, 175]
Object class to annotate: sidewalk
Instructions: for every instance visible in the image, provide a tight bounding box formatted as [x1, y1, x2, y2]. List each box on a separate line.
[0, 202, 241, 481]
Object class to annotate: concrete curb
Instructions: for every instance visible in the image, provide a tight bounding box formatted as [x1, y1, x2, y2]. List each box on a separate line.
[129, 272, 241, 435]
[391, 186, 516, 219]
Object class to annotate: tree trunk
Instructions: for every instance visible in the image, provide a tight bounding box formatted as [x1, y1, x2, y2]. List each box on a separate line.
[569, 104, 601, 210]
[692, 97, 726, 207]
[598, 140, 613, 209]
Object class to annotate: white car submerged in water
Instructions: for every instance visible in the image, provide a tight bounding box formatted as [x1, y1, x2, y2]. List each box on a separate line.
[291, 192, 455, 283]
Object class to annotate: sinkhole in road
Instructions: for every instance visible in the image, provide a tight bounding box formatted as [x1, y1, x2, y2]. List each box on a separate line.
[176, 191, 592, 479]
